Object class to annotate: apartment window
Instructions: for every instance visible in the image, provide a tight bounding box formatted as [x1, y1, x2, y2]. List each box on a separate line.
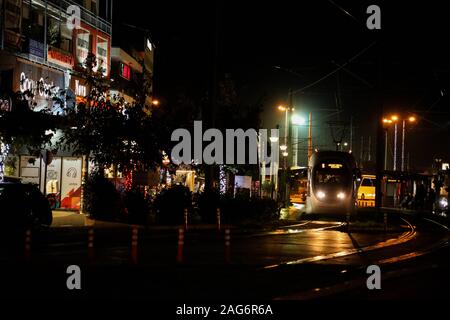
[121, 63, 131, 80]
[97, 36, 109, 75]
[60, 23, 73, 53]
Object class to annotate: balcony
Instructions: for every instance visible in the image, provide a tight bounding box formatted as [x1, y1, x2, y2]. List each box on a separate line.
[41, 0, 112, 35]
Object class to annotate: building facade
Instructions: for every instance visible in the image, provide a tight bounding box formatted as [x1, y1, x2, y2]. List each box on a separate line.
[0, 0, 112, 210]
[110, 37, 154, 107]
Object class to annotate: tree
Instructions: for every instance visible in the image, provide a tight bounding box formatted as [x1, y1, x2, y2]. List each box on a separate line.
[58, 53, 164, 200]
[0, 90, 60, 179]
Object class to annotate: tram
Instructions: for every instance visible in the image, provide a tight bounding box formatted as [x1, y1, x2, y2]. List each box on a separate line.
[305, 151, 358, 214]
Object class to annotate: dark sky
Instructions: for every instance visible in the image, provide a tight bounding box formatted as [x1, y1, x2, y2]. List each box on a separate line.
[114, 1, 450, 170]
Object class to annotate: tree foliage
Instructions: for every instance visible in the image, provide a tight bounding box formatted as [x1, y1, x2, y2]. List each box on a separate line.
[58, 53, 163, 173]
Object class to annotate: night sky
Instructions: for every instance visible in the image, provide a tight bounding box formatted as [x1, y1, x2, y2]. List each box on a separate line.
[114, 1, 450, 170]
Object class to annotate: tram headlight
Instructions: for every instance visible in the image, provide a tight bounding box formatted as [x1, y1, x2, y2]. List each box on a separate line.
[337, 192, 346, 200]
[317, 191, 326, 199]
[439, 197, 448, 209]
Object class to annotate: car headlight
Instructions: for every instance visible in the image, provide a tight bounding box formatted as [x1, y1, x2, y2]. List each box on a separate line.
[317, 191, 326, 199]
[440, 197, 448, 208]
[337, 192, 345, 199]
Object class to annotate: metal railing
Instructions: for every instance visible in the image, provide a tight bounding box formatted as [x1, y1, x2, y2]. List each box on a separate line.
[44, 0, 112, 35]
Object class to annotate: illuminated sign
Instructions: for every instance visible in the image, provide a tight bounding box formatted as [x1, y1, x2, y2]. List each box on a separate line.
[75, 79, 86, 97]
[121, 63, 131, 80]
[48, 46, 74, 68]
[321, 163, 343, 169]
[19, 72, 60, 99]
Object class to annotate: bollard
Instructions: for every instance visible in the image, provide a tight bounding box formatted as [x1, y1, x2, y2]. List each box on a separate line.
[176, 228, 184, 263]
[184, 208, 188, 230]
[24, 229, 31, 261]
[131, 226, 139, 264]
[383, 213, 388, 233]
[216, 208, 221, 231]
[88, 228, 95, 262]
[224, 228, 231, 264]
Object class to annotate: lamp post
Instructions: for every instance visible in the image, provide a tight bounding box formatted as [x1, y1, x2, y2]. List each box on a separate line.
[401, 116, 416, 171]
[383, 115, 416, 172]
[391, 115, 399, 171]
[277, 92, 294, 209]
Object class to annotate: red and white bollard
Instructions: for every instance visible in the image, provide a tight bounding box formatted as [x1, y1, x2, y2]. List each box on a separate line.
[216, 208, 221, 231]
[24, 229, 31, 261]
[224, 228, 231, 264]
[131, 226, 139, 264]
[184, 208, 188, 231]
[88, 228, 95, 262]
[176, 228, 184, 263]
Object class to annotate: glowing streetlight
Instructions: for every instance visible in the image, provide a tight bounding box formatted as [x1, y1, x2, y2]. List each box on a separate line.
[291, 114, 306, 126]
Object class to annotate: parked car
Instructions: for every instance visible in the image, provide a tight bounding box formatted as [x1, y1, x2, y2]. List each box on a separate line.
[0, 182, 52, 229]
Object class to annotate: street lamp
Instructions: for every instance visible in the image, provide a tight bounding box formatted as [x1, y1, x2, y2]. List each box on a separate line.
[291, 114, 306, 126]
[382, 114, 417, 171]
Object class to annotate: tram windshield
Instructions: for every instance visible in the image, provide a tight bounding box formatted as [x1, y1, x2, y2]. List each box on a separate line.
[313, 162, 351, 187]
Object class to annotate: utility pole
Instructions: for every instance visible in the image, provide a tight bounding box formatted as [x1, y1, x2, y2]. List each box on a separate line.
[284, 89, 293, 209]
[393, 122, 398, 171]
[375, 34, 384, 214]
[384, 130, 388, 170]
[204, 2, 221, 192]
[360, 136, 364, 166]
[401, 119, 406, 171]
[308, 112, 313, 160]
[350, 116, 353, 152]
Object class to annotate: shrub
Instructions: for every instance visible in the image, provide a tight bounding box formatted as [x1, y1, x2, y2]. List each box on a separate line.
[220, 197, 279, 226]
[197, 188, 221, 224]
[123, 189, 150, 224]
[153, 185, 192, 224]
[83, 172, 123, 220]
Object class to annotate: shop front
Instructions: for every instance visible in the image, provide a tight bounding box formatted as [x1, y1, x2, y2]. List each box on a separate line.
[8, 154, 83, 210]
[1, 58, 84, 210]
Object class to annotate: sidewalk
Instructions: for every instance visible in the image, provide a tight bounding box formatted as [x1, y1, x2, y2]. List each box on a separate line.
[51, 210, 232, 231]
